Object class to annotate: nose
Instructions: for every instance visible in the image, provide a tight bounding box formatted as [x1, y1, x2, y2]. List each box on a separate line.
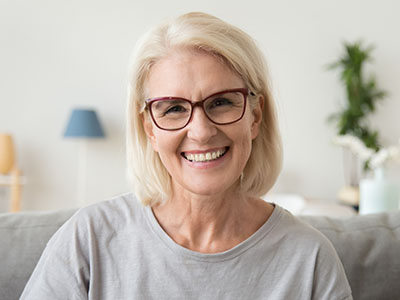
[186, 106, 217, 143]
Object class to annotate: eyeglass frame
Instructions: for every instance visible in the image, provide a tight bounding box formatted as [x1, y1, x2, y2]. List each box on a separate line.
[144, 88, 255, 131]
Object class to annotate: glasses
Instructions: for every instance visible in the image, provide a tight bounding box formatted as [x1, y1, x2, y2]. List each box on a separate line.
[145, 88, 253, 131]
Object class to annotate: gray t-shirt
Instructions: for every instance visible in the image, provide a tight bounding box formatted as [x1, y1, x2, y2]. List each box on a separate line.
[21, 193, 352, 299]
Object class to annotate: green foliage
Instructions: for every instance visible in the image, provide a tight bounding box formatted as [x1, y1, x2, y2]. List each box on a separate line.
[328, 41, 386, 152]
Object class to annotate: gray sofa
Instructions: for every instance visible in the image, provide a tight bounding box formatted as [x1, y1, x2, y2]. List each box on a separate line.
[0, 208, 399, 300]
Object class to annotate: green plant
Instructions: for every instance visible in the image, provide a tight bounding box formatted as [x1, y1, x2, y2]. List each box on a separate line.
[328, 41, 386, 152]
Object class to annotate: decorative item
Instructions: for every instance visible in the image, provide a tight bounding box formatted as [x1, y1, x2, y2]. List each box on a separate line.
[334, 135, 400, 214]
[327, 41, 387, 207]
[327, 41, 386, 152]
[0, 133, 15, 174]
[359, 167, 399, 214]
[63, 108, 105, 206]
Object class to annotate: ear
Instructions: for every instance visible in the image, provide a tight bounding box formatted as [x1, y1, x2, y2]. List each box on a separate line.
[251, 95, 264, 140]
[142, 113, 159, 152]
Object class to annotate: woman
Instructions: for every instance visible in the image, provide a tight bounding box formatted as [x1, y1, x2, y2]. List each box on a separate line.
[21, 12, 352, 299]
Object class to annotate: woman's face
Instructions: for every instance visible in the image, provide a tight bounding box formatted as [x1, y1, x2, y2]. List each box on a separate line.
[143, 50, 262, 199]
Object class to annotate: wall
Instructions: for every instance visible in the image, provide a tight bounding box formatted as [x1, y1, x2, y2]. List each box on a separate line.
[1, 0, 399, 210]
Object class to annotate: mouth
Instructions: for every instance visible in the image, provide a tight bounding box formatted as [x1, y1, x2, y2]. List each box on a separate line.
[181, 147, 229, 163]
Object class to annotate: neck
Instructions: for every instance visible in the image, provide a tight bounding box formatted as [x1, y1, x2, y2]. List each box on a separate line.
[152, 189, 273, 253]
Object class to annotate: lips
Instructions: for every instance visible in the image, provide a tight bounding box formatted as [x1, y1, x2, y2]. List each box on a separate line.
[181, 147, 229, 162]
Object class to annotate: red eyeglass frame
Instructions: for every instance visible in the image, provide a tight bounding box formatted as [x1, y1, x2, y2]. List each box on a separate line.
[145, 88, 254, 131]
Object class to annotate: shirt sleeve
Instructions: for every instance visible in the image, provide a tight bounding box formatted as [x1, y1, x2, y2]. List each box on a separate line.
[20, 211, 90, 300]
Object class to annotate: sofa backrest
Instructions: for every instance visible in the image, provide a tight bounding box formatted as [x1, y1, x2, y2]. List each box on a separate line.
[0, 208, 399, 300]
[300, 212, 400, 300]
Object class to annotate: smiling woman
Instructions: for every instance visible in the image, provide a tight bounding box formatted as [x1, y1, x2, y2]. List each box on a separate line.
[20, 12, 353, 300]
[127, 13, 283, 207]
[142, 50, 262, 206]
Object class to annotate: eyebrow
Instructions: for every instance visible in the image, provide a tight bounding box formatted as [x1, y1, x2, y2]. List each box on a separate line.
[146, 87, 250, 104]
[152, 98, 187, 108]
[146, 96, 186, 103]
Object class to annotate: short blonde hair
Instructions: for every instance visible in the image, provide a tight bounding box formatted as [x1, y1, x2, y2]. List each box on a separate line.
[127, 12, 282, 206]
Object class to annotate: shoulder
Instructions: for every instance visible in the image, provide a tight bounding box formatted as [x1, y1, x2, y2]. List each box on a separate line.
[76, 193, 142, 222]
[50, 193, 144, 246]
[72, 193, 141, 224]
[267, 205, 345, 267]
[20, 195, 143, 299]
[271, 206, 352, 298]
[273, 205, 336, 247]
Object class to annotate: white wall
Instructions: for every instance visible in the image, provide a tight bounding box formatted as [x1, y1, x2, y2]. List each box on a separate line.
[1, 0, 399, 211]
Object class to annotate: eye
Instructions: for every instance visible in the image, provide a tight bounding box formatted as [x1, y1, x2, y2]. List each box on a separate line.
[152, 100, 190, 117]
[164, 105, 188, 115]
[208, 97, 233, 109]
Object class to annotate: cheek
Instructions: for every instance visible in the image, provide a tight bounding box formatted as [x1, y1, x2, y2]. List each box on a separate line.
[154, 133, 186, 178]
[234, 125, 253, 158]
[152, 130, 182, 158]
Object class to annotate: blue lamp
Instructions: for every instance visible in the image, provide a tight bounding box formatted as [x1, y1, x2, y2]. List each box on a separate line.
[64, 109, 105, 138]
[63, 109, 105, 206]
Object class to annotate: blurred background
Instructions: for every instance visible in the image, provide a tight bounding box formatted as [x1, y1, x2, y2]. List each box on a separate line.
[1, 0, 399, 211]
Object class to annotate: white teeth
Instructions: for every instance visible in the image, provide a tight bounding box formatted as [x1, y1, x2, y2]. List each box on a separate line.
[184, 148, 227, 162]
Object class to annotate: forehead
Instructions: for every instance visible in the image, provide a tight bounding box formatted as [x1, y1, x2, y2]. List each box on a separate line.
[146, 50, 244, 99]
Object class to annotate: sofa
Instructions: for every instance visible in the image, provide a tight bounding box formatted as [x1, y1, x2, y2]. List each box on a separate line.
[0, 208, 399, 300]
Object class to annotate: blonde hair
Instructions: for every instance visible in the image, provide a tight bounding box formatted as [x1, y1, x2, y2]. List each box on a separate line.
[127, 12, 282, 206]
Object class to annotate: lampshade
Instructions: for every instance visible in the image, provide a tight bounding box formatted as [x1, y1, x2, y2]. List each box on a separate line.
[64, 109, 105, 138]
[0, 133, 15, 174]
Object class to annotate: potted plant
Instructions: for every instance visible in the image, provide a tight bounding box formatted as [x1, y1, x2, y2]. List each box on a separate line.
[327, 41, 387, 207]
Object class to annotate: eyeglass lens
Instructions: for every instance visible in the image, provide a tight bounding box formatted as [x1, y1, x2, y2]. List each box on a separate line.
[150, 91, 245, 130]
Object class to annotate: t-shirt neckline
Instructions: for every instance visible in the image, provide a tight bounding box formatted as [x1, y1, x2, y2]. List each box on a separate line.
[143, 201, 283, 262]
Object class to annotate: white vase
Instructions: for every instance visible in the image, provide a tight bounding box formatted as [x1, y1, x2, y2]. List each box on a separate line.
[359, 167, 399, 214]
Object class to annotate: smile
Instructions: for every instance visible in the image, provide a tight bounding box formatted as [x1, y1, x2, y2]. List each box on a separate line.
[182, 147, 228, 162]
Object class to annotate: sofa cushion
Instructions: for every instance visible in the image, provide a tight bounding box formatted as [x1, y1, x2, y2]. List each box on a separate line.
[0, 209, 77, 300]
[300, 211, 400, 300]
